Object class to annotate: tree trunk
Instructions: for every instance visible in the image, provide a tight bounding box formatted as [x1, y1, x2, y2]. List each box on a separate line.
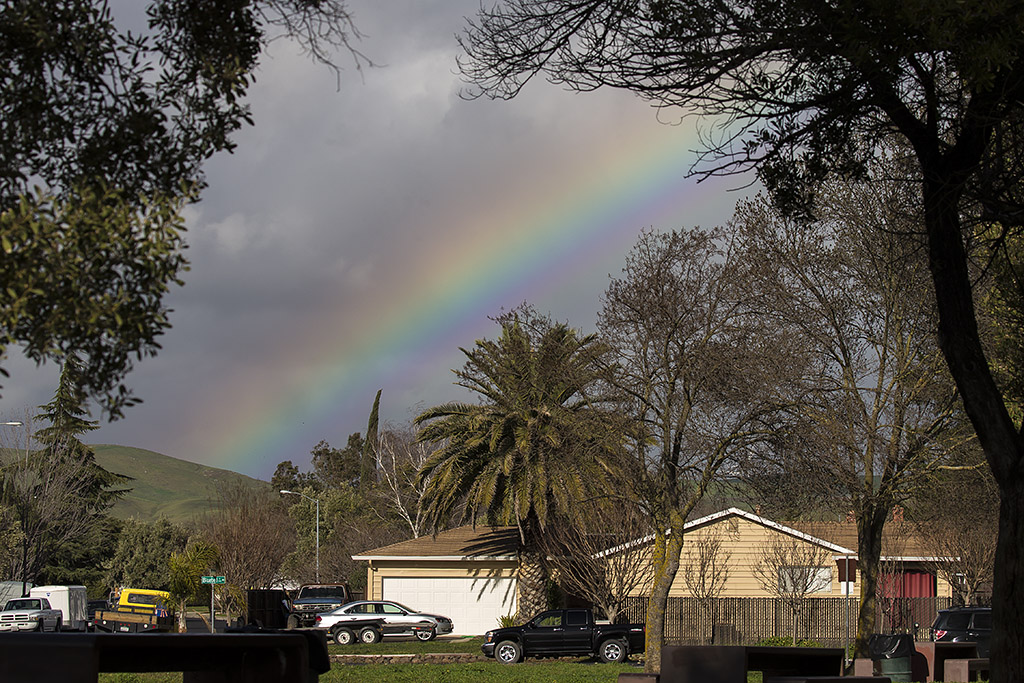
[516, 548, 547, 619]
[855, 507, 887, 658]
[644, 529, 683, 674]
[991, 478, 1024, 683]
[919, 173, 1024, 683]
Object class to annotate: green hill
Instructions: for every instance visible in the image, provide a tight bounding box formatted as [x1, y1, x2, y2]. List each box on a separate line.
[89, 445, 269, 524]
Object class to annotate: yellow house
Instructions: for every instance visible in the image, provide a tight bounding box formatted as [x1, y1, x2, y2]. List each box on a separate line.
[638, 507, 954, 600]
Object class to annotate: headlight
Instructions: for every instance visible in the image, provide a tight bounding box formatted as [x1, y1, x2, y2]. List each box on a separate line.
[485, 631, 494, 642]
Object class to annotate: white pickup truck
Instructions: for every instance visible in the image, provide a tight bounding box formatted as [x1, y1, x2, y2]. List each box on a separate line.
[0, 597, 64, 632]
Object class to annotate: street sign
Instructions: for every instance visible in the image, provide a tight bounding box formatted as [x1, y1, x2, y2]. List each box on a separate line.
[201, 576, 226, 584]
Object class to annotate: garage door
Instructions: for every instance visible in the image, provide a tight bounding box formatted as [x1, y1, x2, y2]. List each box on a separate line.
[381, 577, 516, 636]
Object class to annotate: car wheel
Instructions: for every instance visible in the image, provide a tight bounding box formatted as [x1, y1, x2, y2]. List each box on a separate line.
[331, 626, 356, 645]
[286, 614, 300, 630]
[495, 640, 522, 664]
[359, 626, 381, 644]
[54, 618, 62, 633]
[599, 638, 628, 664]
[415, 628, 436, 641]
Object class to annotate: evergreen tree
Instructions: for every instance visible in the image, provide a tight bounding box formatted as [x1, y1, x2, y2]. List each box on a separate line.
[34, 355, 130, 512]
[360, 390, 382, 492]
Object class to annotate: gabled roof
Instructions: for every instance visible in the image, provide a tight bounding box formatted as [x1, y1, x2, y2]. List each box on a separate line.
[687, 508, 856, 554]
[352, 525, 519, 562]
[603, 507, 943, 562]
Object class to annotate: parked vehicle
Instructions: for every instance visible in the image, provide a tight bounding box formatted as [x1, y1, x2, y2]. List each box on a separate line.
[93, 587, 174, 633]
[316, 600, 453, 643]
[86, 599, 109, 631]
[29, 585, 88, 632]
[930, 606, 992, 657]
[286, 583, 352, 629]
[0, 597, 64, 632]
[482, 608, 645, 664]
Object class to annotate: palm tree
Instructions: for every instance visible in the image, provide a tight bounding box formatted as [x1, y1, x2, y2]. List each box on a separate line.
[168, 539, 218, 632]
[415, 309, 623, 617]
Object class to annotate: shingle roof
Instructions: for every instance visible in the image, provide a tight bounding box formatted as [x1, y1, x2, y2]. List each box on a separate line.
[352, 525, 520, 560]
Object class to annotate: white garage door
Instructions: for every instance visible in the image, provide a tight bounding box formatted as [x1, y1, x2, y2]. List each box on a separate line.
[381, 576, 516, 636]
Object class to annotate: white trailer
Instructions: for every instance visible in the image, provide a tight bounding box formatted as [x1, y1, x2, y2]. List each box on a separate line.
[30, 585, 88, 631]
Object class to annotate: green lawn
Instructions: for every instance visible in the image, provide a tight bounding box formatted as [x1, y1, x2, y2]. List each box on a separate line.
[327, 635, 485, 655]
[323, 660, 638, 682]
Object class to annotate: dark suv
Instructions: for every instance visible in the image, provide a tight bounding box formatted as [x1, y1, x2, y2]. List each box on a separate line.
[930, 606, 991, 657]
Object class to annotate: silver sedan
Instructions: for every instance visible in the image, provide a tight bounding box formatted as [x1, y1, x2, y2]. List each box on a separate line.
[317, 600, 453, 643]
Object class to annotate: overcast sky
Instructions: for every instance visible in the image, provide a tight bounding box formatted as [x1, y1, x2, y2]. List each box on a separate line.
[1, 0, 754, 480]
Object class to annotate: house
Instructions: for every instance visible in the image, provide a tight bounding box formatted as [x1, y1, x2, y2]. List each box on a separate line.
[352, 507, 952, 636]
[351, 525, 520, 635]
[633, 507, 954, 600]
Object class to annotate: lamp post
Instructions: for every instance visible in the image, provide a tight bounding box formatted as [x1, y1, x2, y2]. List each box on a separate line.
[281, 490, 320, 582]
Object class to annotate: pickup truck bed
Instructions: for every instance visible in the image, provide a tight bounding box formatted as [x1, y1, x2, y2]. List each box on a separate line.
[94, 609, 174, 633]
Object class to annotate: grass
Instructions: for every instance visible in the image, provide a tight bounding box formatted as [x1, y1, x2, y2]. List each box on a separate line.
[322, 660, 638, 682]
[90, 445, 266, 522]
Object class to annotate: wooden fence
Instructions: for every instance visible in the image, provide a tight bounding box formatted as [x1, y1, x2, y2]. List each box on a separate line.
[620, 596, 954, 647]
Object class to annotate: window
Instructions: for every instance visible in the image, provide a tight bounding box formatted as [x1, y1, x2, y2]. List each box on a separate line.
[534, 612, 562, 628]
[567, 611, 587, 626]
[779, 567, 832, 594]
[944, 613, 971, 630]
[126, 593, 163, 606]
[380, 603, 404, 615]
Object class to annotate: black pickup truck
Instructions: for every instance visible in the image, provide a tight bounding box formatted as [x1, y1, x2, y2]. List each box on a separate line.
[482, 608, 645, 664]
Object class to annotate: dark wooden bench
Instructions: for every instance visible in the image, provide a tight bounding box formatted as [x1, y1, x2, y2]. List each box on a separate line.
[0, 631, 329, 683]
[660, 645, 845, 683]
[943, 657, 990, 682]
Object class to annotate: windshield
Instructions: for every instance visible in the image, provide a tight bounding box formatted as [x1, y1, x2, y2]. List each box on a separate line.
[5, 599, 41, 610]
[299, 587, 347, 599]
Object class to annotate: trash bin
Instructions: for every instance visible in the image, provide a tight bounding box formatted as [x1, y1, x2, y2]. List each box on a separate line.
[868, 633, 914, 683]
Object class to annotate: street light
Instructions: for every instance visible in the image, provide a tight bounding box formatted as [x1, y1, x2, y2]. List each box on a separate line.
[280, 490, 320, 582]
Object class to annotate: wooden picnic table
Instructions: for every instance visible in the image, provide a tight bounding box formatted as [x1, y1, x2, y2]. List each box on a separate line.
[660, 644, 846, 683]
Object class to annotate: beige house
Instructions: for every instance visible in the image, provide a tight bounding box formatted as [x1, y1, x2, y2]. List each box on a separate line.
[352, 525, 520, 635]
[352, 508, 951, 636]
[626, 507, 953, 600]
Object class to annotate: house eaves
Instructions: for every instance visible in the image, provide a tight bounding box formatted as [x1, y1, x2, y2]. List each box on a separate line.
[599, 507, 856, 558]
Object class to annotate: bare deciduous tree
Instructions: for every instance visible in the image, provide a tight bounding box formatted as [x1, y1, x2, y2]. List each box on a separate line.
[2, 418, 101, 593]
[598, 227, 805, 671]
[679, 531, 731, 644]
[372, 428, 430, 538]
[916, 465, 998, 606]
[537, 499, 654, 624]
[737, 158, 973, 655]
[753, 536, 833, 645]
[200, 483, 295, 620]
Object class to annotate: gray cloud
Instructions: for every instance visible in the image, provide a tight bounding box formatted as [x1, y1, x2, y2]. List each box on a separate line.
[1, 0, 753, 478]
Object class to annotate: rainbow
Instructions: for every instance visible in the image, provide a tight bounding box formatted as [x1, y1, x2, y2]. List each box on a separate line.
[192, 113, 748, 478]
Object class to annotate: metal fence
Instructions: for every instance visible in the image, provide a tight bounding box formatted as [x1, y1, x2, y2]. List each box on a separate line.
[620, 596, 954, 647]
